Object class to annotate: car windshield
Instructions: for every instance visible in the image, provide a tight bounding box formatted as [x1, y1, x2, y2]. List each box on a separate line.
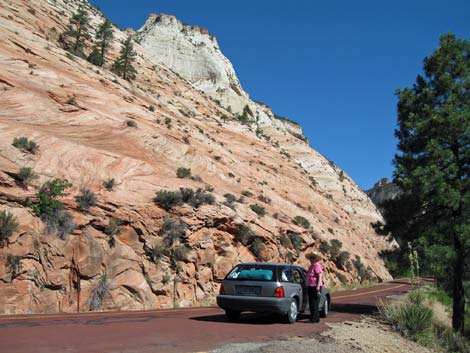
[226, 265, 277, 281]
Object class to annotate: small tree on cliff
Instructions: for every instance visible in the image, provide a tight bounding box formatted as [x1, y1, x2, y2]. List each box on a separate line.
[385, 33, 470, 334]
[59, 7, 91, 58]
[87, 18, 114, 66]
[111, 36, 137, 81]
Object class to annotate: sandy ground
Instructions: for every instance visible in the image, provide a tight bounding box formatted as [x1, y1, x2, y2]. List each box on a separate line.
[209, 316, 437, 353]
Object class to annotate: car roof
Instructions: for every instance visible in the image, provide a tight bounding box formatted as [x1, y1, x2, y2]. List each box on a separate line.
[238, 262, 305, 270]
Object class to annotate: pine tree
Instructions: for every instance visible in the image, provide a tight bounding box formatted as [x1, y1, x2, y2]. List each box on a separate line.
[88, 19, 114, 66]
[385, 33, 470, 334]
[59, 7, 91, 58]
[111, 36, 137, 81]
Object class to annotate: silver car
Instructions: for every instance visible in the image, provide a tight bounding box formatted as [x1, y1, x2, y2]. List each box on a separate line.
[217, 262, 330, 323]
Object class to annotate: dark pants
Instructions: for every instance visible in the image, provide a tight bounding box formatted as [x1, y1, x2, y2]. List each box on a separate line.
[308, 286, 321, 322]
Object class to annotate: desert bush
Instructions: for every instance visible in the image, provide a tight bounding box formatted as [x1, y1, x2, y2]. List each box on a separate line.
[154, 190, 183, 210]
[176, 167, 191, 179]
[288, 233, 303, 253]
[17, 167, 38, 187]
[126, 119, 137, 128]
[335, 251, 351, 269]
[172, 245, 189, 262]
[103, 178, 115, 191]
[279, 233, 292, 249]
[89, 274, 109, 311]
[235, 225, 255, 246]
[42, 209, 75, 238]
[66, 96, 76, 105]
[6, 254, 22, 278]
[250, 204, 266, 217]
[148, 105, 155, 112]
[292, 215, 310, 229]
[0, 211, 19, 247]
[104, 218, 121, 236]
[320, 239, 342, 259]
[75, 189, 97, 211]
[146, 243, 170, 263]
[12, 137, 39, 154]
[257, 195, 271, 204]
[164, 117, 172, 128]
[242, 190, 254, 197]
[251, 238, 266, 258]
[32, 179, 75, 238]
[161, 217, 187, 245]
[379, 290, 433, 342]
[155, 188, 214, 210]
[182, 188, 215, 208]
[223, 193, 237, 209]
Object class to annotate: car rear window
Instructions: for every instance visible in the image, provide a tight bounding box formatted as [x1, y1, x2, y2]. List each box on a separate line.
[226, 265, 277, 281]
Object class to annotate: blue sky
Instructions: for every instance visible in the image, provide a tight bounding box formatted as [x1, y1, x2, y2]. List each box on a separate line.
[89, 0, 470, 190]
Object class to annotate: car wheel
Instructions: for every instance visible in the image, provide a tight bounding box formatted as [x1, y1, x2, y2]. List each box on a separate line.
[286, 299, 298, 324]
[320, 298, 329, 318]
[225, 309, 240, 321]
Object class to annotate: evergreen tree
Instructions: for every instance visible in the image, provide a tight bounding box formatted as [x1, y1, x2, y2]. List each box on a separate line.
[111, 36, 137, 81]
[88, 19, 114, 66]
[59, 7, 91, 58]
[385, 33, 470, 334]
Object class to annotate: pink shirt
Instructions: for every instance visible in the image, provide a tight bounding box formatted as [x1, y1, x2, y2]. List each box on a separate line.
[306, 263, 323, 287]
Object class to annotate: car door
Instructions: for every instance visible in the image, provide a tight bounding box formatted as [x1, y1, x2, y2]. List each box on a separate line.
[291, 267, 308, 311]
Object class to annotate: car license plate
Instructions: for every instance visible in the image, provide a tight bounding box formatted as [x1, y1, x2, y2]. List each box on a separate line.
[236, 286, 261, 295]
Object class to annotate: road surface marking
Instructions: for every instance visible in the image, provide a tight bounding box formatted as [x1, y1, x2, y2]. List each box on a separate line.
[332, 283, 407, 300]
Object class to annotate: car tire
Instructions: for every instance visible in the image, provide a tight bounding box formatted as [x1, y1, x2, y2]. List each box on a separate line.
[285, 299, 298, 324]
[225, 309, 240, 321]
[320, 297, 329, 318]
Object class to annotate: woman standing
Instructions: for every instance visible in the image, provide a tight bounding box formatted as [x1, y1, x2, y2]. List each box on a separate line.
[306, 252, 323, 323]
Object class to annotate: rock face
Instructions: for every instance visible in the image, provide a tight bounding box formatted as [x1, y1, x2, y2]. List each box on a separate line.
[365, 178, 401, 212]
[0, 0, 393, 314]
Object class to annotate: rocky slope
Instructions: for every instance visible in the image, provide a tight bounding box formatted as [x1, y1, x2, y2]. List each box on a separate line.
[365, 178, 401, 213]
[0, 0, 393, 314]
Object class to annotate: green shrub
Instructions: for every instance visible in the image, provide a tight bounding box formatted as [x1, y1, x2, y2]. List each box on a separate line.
[162, 217, 187, 245]
[176, 167, 191, 179]
[288, 233, 303, 253]
[280, 233, 292, 249]
[320, 239, 342, 259]
[154, 190, 183, 210]
[164, 117, 172, 128]
[75, 189, 97, 211]
[66, 96, 76, 105]
[6, 254, 22, 278]
[336, 251, 351, 269]
[104, 218, 121, 236]
[0, 211, 19, 247]
[148, 105, 155, 112]
[242, 190, 254, 197]
[223, 193, 237, 209]
[17, 167, 38, 187]
[32, 179, 75, 238]
[12, 137, 39, 154]
[292, 215, 310, 229]
[126, 119, 137, 128]
[250, 204, 266, 217]
[103, 178, 115, 191]
[155, 188, 214, 210]
[379, 290, 433, 342]
[251, 238, 266, 258]
[42, 209, 75, 238]
[172, 245, 189, 262]
[235, 225, 255, 246]
[258, 195, 271, 204]
[89, 274, 109, 311]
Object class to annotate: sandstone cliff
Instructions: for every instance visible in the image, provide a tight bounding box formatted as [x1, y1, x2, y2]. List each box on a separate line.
[0, 0, 393, 314]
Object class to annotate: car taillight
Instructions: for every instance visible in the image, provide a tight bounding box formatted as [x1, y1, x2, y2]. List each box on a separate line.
[219, 284, 225, 295]
[273, 286, 285, 298]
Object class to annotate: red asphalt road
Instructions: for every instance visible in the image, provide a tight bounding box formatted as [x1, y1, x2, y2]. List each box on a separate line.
[0, 280, 414, 353]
